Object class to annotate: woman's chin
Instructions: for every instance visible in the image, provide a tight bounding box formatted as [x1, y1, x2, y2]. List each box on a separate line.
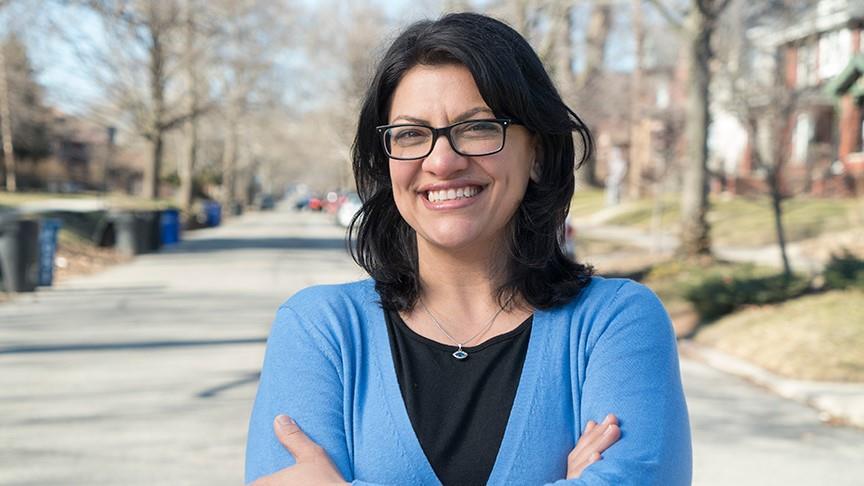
[419, 227, 503, 255]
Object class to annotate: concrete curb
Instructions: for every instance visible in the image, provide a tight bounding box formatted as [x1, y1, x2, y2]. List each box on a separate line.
[679, 340, 864, 429]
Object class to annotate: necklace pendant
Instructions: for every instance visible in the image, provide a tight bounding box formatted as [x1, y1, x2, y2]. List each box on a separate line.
[452, 349, 468, 360]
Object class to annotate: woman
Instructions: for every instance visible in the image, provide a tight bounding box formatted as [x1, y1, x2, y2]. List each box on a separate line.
[246, 12, 691, 486]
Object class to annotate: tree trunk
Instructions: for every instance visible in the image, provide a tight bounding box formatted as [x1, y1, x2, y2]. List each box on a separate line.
[770, 94, 796, 279]
[179, 0, 199, 213]
[0, 45, 16, 192]
[144, 8, 167, 200]
[150, 133, 164, 199]
[629, 0, 644, 199]
[575, 4, 612, 189]
[768, 168, 792, 278]
[221, 114, 238, 211]
[179, 116, 196, 211]
[678, 2, 713, 257]
[553, 4, 574, 96]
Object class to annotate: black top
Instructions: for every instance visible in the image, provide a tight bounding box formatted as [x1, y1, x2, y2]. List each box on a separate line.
[384, 309, 533, 486]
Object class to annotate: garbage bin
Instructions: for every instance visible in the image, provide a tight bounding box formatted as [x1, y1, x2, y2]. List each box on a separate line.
[160, 209, 180, 245]
[109, 211, 138, 256]
[134, 211, 161, 254]
[38, 218, 62, 287]
[0, 216, 40, 293]
[205, 202, 221, 227]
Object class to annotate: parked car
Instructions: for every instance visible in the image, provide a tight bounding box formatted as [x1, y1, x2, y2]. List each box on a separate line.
[308, 196, 323, 211]
[564, 216, 576, 260]
[337, 192, 362, 227]
[255, 194, 275, 211]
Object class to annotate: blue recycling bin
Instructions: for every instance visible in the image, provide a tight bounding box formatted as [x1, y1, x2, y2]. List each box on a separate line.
[205, 202, 221, 227]
[38, 218, 62, 286]
[160, 209, 180, 245]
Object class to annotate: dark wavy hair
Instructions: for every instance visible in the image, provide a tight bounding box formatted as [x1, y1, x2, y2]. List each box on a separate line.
[349, 12, 594, 311]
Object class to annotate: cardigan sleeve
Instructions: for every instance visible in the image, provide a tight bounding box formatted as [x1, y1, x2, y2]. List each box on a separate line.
[244, 304, 347, 483]
[547, 281, 692, 486]
[245, 303, 390, 486]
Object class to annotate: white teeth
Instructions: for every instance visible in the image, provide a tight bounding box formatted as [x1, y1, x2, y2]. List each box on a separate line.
[426, 186, 481, 202]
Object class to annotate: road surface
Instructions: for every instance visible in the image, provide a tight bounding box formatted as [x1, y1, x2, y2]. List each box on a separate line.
[1, 208, 862, 485]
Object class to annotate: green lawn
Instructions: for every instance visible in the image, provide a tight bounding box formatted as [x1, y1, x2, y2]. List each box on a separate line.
[576, 191, 864, 247]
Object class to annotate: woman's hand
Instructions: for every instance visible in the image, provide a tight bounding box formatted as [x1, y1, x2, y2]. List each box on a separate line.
[251, 415, 348, 486]
[566, 413, 621, 479]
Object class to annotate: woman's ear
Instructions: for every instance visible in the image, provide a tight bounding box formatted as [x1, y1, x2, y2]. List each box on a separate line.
[530, 162, 541, 183]
[530, 143, 542, 183]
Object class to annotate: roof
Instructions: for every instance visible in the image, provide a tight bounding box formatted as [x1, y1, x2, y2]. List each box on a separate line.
[750, 0, 864, 48]
[825, 54, 864, 98]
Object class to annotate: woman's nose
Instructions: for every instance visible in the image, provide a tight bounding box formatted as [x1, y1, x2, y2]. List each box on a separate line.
[421, 134, 469, 177]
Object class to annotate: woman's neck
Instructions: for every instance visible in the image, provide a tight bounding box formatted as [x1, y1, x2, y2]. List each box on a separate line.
[408, 237, 529, 344]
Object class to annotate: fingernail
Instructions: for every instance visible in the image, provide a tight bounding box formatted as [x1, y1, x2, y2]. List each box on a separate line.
[276, 415, 294, 426]
[602, 414, 612, 424]
[602, 424, 615, 436]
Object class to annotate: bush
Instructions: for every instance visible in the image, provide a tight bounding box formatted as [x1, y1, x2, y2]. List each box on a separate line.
[824, 250, 864, 290]
[683, 266, 810, 322]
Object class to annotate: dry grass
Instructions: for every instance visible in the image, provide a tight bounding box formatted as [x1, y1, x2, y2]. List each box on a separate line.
[0, 191, 174, 211]
[53, 229, 131, 282]
[694, 289, 864, 382]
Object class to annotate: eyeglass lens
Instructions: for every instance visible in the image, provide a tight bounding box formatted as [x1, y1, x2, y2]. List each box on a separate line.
[384, 120, 505, 159]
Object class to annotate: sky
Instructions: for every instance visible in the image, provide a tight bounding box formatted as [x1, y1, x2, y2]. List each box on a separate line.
[2, 0, 644, 119]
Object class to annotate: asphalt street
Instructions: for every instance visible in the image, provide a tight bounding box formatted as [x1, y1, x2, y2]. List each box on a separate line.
[1, 207, 862, 485]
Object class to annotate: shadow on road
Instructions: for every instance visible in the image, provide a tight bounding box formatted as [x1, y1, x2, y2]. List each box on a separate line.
[165, 237, 349, 253]
[196, 371, 261, 399]
[0, 337, 266, 355]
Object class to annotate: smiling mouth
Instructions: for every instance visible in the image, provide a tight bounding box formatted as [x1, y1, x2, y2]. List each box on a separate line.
[425, 186, 483, 203]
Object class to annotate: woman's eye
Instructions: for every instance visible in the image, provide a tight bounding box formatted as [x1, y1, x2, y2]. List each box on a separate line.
[459, 121, 500, 137]
[393, 129, 428, 145]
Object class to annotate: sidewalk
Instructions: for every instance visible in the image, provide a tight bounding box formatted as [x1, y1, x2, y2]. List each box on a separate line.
[680, 340, 864, 429]
[573, 221, 826, 273]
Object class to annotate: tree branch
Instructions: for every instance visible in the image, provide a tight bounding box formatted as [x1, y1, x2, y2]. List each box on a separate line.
[644, 0, 685, 32]
[158, 102, 213, 132]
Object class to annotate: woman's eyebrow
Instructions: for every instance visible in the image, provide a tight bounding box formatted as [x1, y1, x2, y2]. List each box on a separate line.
[391, 107, 494, 125]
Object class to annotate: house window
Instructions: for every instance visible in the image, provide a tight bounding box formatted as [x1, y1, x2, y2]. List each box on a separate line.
[818, 28, 851, 80]
[858, 109, 864, 154]
[793, 114, 812, 165]
[796, 41, 819, 88]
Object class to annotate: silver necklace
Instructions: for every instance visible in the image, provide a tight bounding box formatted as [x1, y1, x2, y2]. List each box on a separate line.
[418, 297, 511, 360]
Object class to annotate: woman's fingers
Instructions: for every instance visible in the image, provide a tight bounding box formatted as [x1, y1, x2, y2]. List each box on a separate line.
[582, 420, 597, 437]
[566, 414, 621, 479]
[273, 415, 324, 463]
[573, 414, 617, 451]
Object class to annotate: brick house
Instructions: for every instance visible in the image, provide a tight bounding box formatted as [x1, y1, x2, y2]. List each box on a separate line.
[741, 0, 864, 196]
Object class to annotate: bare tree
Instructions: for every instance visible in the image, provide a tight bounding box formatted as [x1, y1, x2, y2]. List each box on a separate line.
[488, 0, 614, 188]
[178, 0, 203, 212]
[0, 38, 15, 191]
[0, 33, 52, 191]
[647, 0, 732, 258]
[208, 0, 292, 210]
[716, 0, 812, 277]
[74, 0, 211, 199]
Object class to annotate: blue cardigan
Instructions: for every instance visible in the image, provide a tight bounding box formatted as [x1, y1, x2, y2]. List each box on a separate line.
[245, 277, 692, 485]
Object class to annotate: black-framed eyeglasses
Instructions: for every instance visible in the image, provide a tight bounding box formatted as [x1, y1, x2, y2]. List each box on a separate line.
[376, 118, 512, 160]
